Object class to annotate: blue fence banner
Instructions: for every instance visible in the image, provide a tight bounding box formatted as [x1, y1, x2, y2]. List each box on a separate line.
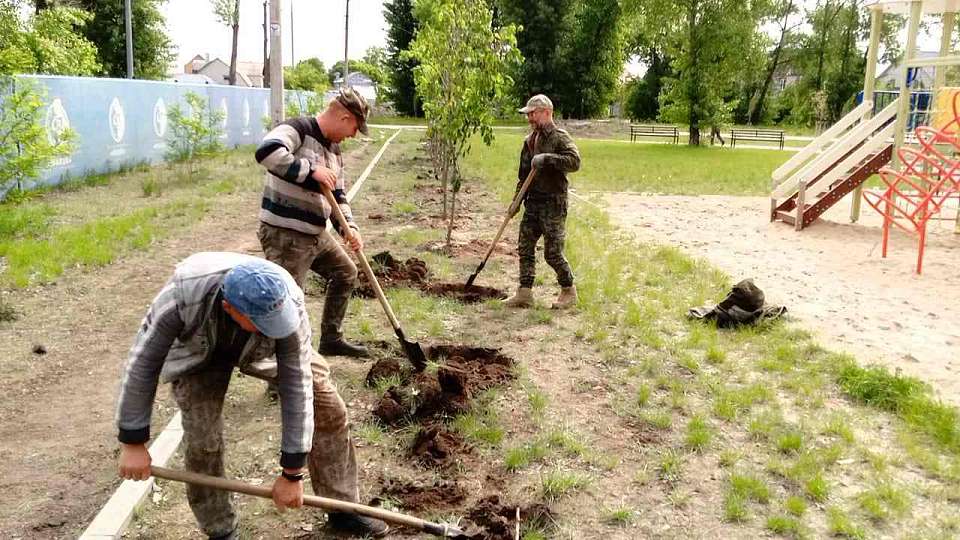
[4, 75, 313, 195]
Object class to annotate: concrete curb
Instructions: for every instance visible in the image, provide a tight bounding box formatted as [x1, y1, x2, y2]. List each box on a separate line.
[79, 128, 402, 539]
[78, 413, 183, 539]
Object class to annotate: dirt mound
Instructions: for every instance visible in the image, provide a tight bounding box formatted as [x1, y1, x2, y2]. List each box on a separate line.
[457, 495, 555, 540]
[376, 479, 467, 512]
[410, 423, 470, 468]
[365, 357, 404, 387]
[421, 282, 507, 303]
[355, 251, 429, 297]
[368, 346, 515, 427]
[420, 238, 518, 258]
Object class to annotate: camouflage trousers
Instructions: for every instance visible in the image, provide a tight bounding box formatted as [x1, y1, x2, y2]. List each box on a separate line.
[258, 222, 357, 343]
[172, 353, 359, 537]
[518, 194, 574, 289]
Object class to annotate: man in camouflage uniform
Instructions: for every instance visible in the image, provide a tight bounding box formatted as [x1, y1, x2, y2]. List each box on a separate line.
[504, 94, 581, 310]
[255, 86, 371, 358]
[116, 254, 388, 538]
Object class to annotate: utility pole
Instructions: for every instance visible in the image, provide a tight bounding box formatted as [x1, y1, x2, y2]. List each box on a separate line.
[269, 0, 284, 126]
[343, 0, 349, 87]
[124, 0, 134, 78]
[290, 0, 295, 66]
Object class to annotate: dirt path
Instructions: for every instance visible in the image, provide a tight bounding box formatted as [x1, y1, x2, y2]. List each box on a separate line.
[0, 140, 380, 539]
[602, 192, 960, 406]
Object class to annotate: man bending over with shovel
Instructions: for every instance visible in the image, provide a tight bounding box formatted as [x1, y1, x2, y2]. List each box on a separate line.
[116, 253, 388, 538]
[504, 94, 582, 310]
[255, 86, 371, 359]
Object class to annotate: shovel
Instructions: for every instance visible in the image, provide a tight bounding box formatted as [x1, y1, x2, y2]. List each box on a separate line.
[320, 185, 429, 370]
[465, 167, 538, 288]
[151, 466, 464, 537]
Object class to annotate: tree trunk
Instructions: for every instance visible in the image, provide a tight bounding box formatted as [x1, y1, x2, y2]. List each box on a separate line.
[687, 0, 701, 146]
[229, 0, 240, 85]
[262, 1, 269, 88]
[446, 182, 457, 247]
[748, 0, 793, 125]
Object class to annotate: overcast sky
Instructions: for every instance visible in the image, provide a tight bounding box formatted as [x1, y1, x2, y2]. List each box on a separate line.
[161, 0, 388, 72]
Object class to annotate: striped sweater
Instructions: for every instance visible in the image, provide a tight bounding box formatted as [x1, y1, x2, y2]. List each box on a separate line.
[255, 117, 357, 235]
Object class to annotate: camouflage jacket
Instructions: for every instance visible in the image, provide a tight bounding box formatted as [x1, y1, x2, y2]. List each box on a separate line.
[517, 123, 581, 197]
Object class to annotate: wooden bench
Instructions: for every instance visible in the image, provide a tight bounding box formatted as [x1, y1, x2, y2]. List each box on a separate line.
[630, 124, 679, 144]
[730, 128, 785, 150]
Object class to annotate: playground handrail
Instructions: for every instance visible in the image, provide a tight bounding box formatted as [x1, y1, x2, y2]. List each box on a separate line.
[771, 100, 873, 185]
[799, 122, 895, 203]
[772, 99, 898, 200]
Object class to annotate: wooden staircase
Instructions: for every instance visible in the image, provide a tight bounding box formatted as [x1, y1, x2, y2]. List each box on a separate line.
[770, 98, 898, 230]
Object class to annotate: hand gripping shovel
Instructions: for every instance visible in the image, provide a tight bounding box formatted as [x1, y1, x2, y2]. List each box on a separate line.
[151, 466, 464, 537]
[465, 167, 537, 288]
[320, 185, 428, 370]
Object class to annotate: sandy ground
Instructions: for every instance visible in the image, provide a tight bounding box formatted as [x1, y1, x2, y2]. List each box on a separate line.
[602, 192, 960, 406]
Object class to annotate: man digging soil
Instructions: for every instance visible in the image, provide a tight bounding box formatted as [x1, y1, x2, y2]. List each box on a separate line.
[115, 254, 388, 538]
[504, 94, 582, 310]
[255, 86, 372, 359]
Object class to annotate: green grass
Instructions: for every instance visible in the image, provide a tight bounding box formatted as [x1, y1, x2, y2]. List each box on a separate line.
[504, 441, 549, 471]
[602, 505, 635, 526]
[540, 469, 590, 501]
[658, 449, 685, 482]
[462, 133, 790, 196]
[684, 414, 712, 452]
[837, 359, 960, 453]
[765, 515, 807, 539]
[827, 506, 866, 540]
[857, 481, 911, 522]
[723, 493, 749, 523]
[729, 471, 771, 504]
[776, 430, 804, 454]
[784, 495, 807, 517]
[0, 200, 208, 287]
[452, 391, 504, 446]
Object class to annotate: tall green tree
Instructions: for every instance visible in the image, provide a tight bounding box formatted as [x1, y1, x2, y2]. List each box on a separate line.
[0, 5, 100, 76]
[746, 0, 800, 124]
[408, 0, 521, 245]
[75, 0, 176, 80]
[638, 0, 767, 145]
[383, 0, 422, 116]
[284, 57, 329, 92]
[555, 0, 625, 118]
[210, 0, 240, 85]
[496, 0, 575, 109]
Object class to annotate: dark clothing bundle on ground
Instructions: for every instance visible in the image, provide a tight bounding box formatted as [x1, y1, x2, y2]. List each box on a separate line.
[688, 279, 786, 328]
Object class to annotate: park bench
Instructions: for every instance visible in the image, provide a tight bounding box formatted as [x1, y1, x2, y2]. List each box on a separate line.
[730, 128, 785, 150]
[630, 124, 679, 144]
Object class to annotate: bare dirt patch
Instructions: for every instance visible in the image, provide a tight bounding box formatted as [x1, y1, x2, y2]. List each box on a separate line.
[354, 250, 507, 303]
[376, 478, 468, 512]
[456, 495, 555, 540]
[603, 191, 960, 406]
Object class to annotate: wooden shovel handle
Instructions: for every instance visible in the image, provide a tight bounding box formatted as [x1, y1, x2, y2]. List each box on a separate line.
[319, 185, 402, 332]
[150, 466, 451, 533]
[481, 167, 538, 265]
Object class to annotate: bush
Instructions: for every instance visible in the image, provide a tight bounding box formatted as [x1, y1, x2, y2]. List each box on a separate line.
[165, 92, 224, 162]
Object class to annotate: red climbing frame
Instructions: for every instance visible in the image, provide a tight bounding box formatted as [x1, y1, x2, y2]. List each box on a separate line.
[862, 92, 960, 274]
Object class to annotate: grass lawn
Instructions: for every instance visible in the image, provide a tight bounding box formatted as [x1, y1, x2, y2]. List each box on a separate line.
[464, 132, 792, 196]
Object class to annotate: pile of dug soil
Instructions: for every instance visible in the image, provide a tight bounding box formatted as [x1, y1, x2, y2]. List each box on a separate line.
[355, 251, 429, 297]
[367, 345, 515, 427]
[455, 495, 555, 540]
[375, 478, 468, 512]
[421, 283, 507, 304]
[409, 423, 470, 468]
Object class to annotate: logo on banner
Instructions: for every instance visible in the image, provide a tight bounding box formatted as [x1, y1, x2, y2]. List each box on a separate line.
[109, 97, 126, 144]
[45, 98, 70, 145]
[220, 98, 229, 129]
[45, 98, 72, 167]
[153, 98, 167, 138]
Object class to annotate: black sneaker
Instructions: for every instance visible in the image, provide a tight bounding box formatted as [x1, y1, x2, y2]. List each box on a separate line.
[327, 512, 390, 537]
[318, 339, 370, 358]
